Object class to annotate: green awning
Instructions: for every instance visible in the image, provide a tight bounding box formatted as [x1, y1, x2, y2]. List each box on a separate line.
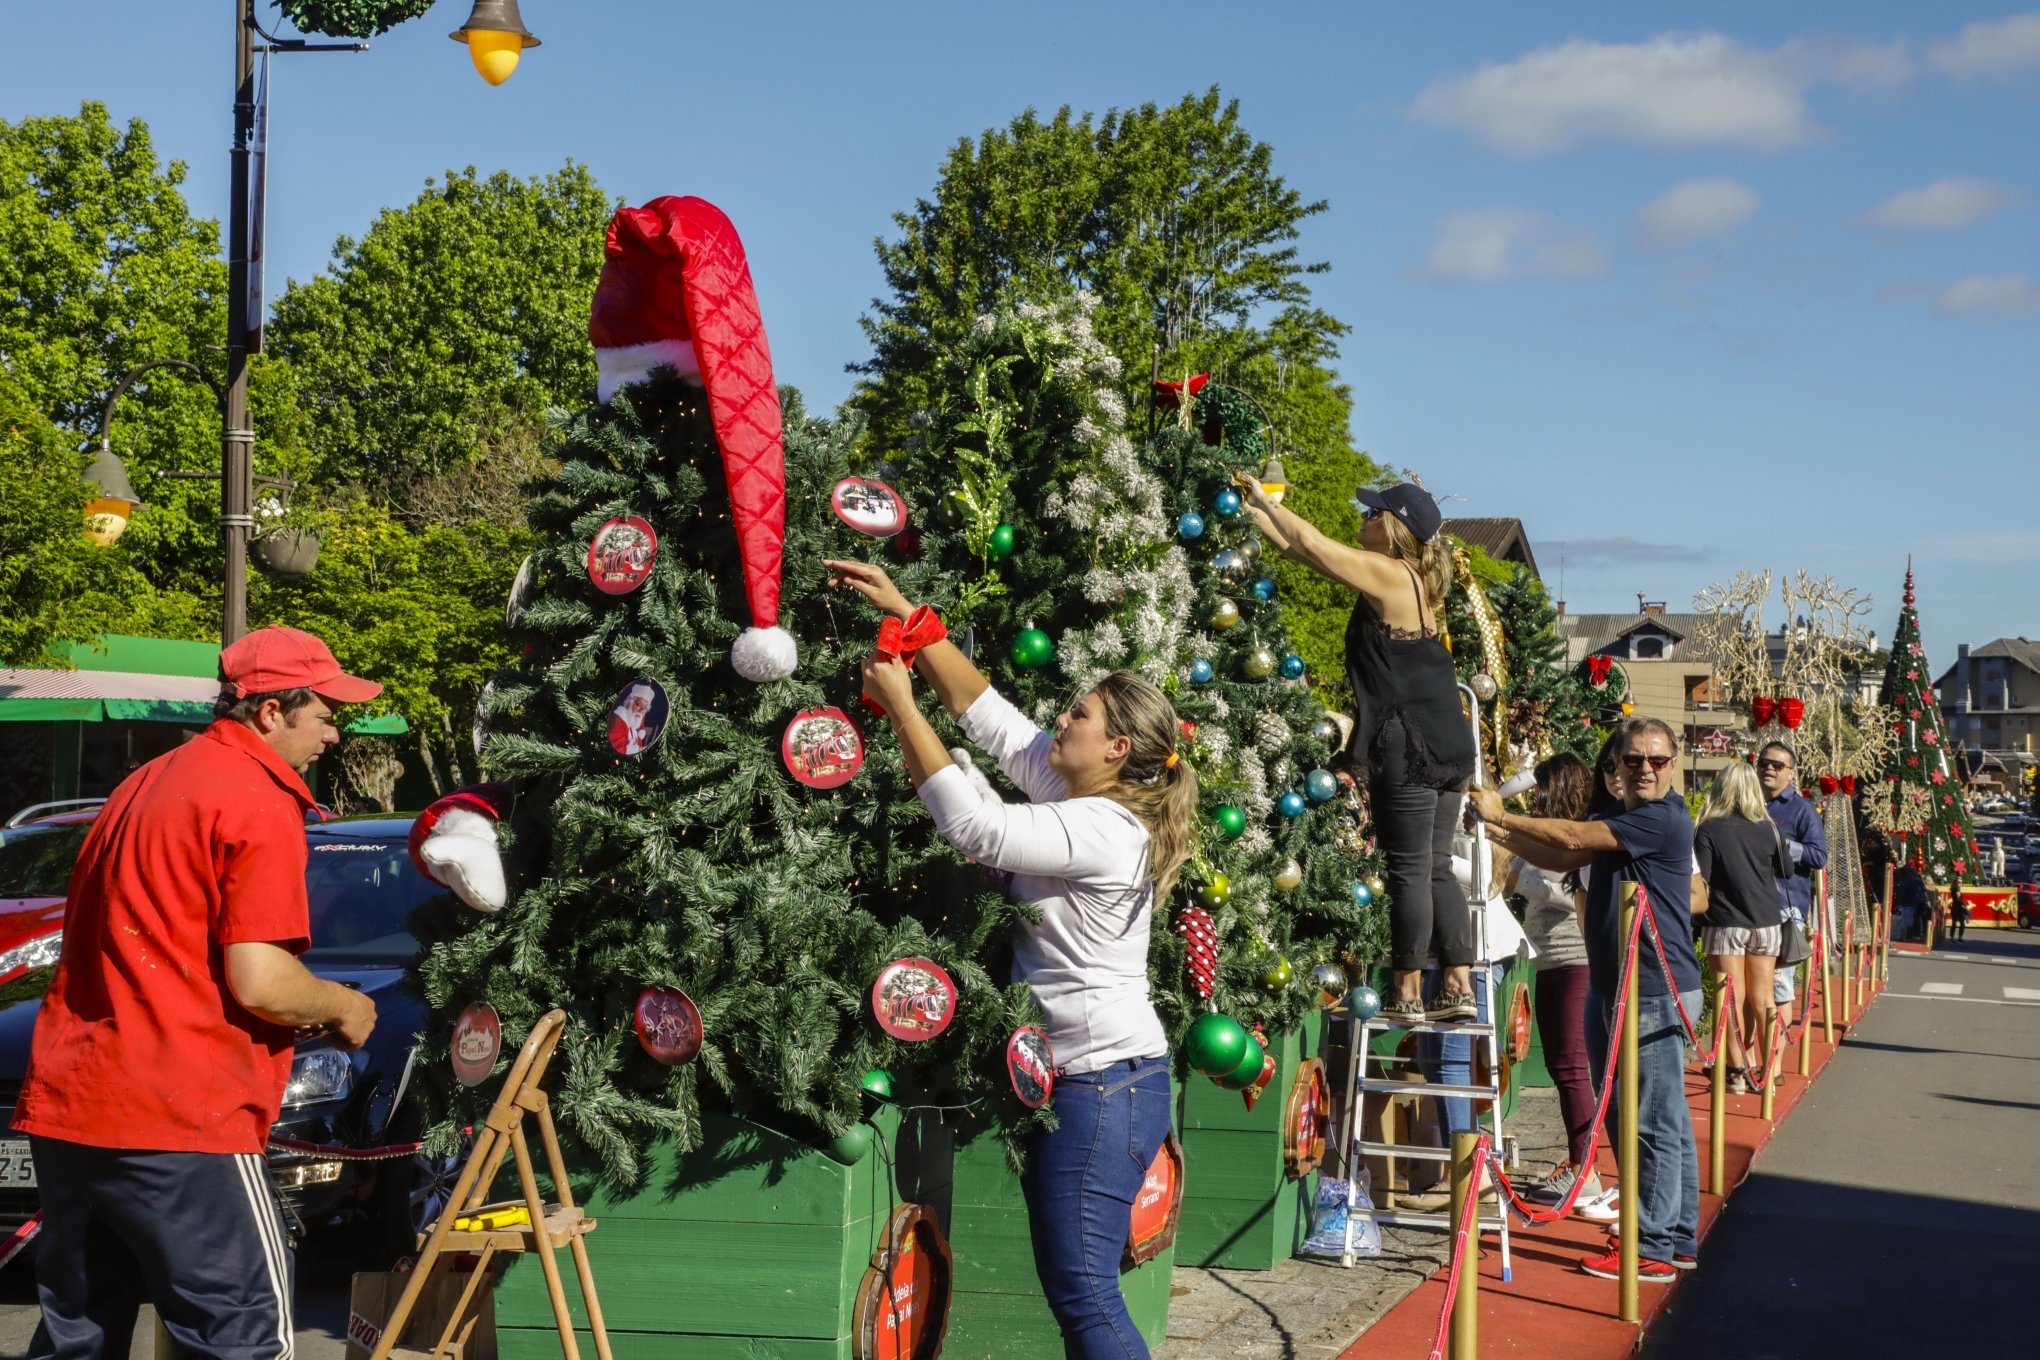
[0, 698, 105, 723]
[345, 714, 409, 736]
[56, 634, 221, 678]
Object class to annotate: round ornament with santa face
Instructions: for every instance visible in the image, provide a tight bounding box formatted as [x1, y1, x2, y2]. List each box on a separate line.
[451, 1001, 502, 1086]
[608, 678, 671, 756]
[830, 476, 908, 538]
[586, 516, 658, 595]
[871, 957, 957, 1042]
[782, 706, 865, 789]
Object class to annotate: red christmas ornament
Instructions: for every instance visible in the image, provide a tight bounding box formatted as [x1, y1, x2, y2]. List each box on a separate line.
[633, 986, 703, 1065]
[1751, 696, 1776, 727]
[1174, 906, 1220, 1001]
[1779, 696, 1805, 729]
[1180, 719, 1198, 739]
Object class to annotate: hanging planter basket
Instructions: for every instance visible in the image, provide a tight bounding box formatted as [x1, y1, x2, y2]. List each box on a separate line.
[251, 528, 322, 579]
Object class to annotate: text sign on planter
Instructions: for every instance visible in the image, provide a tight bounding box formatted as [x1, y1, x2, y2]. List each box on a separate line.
[853, 1203, 952, 1360]
[1123, 1131, 1184, 1268]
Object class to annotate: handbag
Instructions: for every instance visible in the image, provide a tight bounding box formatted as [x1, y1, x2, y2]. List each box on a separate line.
[1771, 823, 1812, 966]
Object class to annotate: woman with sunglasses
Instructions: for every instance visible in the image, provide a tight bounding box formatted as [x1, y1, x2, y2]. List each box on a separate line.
[1234, 474, 1478, 1022]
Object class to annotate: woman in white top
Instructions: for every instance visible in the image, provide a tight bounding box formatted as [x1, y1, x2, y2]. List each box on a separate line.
[829, 558, 1196, 1360]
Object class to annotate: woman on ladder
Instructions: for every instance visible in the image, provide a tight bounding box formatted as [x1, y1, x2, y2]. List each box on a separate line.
[828, 557, 1197, 1360]
[1235, 475, 1479, 1021]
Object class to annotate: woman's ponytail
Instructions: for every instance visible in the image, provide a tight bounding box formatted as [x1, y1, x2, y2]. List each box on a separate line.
[1090, 671, 1199, 900]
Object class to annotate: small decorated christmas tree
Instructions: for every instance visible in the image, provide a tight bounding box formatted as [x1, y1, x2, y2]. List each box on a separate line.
[1872, 564, 1976, 895]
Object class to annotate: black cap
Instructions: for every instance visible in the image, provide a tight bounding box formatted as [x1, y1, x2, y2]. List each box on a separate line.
[1353, 482, 1443, 545]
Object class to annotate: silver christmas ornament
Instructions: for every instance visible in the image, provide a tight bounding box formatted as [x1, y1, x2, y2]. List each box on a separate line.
[1211, 548, 1251, 582]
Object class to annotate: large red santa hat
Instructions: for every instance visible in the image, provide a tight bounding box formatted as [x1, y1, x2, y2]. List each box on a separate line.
[588, 195, 796, 682]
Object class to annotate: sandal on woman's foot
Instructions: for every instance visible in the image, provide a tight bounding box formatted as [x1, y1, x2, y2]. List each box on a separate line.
[1426, 991, 1480, 1023]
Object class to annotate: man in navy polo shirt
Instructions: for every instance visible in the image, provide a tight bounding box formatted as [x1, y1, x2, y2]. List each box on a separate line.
[1759, 741, 1827, 1031]
[1470, 716, 1702, 1283]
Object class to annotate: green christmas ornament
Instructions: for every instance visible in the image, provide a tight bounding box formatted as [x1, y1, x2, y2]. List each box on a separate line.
[1184, 1012, 1251, 1075]
[1196, 873, 1232, 910]
[1010, 626, 1055, 669]
[1216, 1034, 1269, 1090]
[825, 1122, 874, 1165]
[935, 489, 969, 530]
[1209, 599, 1241, 631]
[1242, 646, 1277, 679]
[859, 1067, 895, 1101]
[989, 522, 1017, 559]
[1274, 858, 1303, 891]
[1212, 804, 1247, 839]
[1261, 957, 1294, 989]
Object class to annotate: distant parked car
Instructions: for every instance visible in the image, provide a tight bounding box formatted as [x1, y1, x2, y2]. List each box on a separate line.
[2020, 883, 2040, 930]
[0, 814, 454, 1263]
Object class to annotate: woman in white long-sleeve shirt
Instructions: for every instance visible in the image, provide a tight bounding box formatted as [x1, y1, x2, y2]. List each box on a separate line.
[829, 559, 1196, 1360]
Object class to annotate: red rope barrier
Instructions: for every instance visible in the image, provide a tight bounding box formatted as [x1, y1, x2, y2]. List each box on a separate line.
[1425, 1133, 1493, 1360]
[266, 1136, 427, 1162]
[0, 1212, 40, 1272]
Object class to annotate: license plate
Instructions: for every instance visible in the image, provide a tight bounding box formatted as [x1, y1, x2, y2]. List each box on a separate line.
[0, 1139, 33, 1188]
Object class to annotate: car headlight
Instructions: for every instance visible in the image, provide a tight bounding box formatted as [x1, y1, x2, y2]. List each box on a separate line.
[284, 1047, 355, 1108]
[0, 931, 62, 977]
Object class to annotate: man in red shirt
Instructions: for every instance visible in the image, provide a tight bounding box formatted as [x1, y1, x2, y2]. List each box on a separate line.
[15, 626, 381, 1360]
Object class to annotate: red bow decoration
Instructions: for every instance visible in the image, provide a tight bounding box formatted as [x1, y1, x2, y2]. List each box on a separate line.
[1779, 696, 1805, 730]
[1751, 695, 1776, 726]
[1840, 775, 1857, 795]
[1586, 656, 1612, 687]
[1151, 372, 1209, 410]
[1819, 775, 1840, 796]
[863, 605, 947, 716]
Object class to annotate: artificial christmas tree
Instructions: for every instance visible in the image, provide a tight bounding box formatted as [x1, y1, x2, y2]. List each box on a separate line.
[1871, 564, 1976, 900]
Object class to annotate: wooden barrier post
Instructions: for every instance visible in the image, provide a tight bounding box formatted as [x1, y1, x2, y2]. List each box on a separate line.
[1450, 1131, 1479, 1360]
[1759, 1011, 1777, 1123]
[1708, 995, 1728, 1194]
[1618, 884, 1641, 1324]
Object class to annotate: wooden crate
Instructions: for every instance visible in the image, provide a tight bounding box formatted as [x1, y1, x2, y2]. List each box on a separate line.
[941, 1098, 1175, 1359]
[493, 1105, 923, 1360]
[1174, 1012, 1323, 1269]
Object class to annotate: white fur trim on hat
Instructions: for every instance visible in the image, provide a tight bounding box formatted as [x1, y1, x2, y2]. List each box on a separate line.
[419, 806, 508, 914]
[595, 339, 701, 403]
[730, 624, 798, 682]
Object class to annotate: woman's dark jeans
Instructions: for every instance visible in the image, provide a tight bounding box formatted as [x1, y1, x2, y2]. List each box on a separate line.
[1020, 1055, 1173, 1359]
[1371, 723, 1474, 972]
[1534, 964, 1598, 1166]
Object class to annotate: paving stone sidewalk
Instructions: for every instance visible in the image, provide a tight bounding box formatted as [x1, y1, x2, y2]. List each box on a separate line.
[1155, 1087, 1567, 1360]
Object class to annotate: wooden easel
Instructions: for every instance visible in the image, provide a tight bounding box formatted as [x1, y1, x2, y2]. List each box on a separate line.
[369, 1008, 613, 1360]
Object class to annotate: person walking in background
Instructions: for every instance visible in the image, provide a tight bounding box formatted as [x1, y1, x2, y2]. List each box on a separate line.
[1235, 473, 1479, 1023]
[1696, 764, 1791, 1094]
[13, 626, 382, 1360]
[1470, 718, 1704, 1282]
[1488, 753, 1601, 1209]
[1759, 742, 1827, 1036]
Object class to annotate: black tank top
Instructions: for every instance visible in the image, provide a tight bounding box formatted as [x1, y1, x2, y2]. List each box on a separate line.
[1343, 563, 1477, 789]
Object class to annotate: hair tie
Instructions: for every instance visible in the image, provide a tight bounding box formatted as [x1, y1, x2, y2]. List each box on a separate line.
[1164, 750, 1181, 770]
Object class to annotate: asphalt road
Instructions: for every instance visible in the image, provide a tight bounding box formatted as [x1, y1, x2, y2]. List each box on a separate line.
[1646, 927, 2040, 1360]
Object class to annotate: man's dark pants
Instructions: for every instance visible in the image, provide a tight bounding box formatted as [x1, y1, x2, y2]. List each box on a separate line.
[28, 1136, 295, 1360]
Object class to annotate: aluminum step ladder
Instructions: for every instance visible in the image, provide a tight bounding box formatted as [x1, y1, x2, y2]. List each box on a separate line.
[1326, 682, 1518, 1278]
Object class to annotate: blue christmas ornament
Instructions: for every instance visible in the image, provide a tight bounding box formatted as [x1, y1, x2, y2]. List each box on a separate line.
[1278, 791, 1308, 818]
[1252, 578, 1277, 601]
[1344, 985, 1382, 1021]
[1350, 880, 1373, 906]
[1189, 657, 1215, 685]
[1177, 511, 1206, 540]
[1214, 487, 1242, 518]
[1280, 653, 1306, 680]
[1305, 768, 1338, 804]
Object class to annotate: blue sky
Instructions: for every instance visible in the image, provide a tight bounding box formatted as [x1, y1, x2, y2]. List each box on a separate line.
[6, 2, 2036, 675]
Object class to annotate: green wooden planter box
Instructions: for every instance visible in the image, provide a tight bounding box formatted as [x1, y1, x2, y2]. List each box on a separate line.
[492, 1105, 911, 1360]
[1174, 1012, 1324, 1269]
[1517, 965, 1554, 1090]
[940, 1099, 1176, 1359]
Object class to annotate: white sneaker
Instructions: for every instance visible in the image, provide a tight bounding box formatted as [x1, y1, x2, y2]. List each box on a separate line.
[1572, 1184, 1621, 1223]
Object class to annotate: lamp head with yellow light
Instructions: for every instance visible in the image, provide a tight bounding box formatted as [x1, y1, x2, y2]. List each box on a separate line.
[450, 0, 540, 86]
[81, 447, 144, 548]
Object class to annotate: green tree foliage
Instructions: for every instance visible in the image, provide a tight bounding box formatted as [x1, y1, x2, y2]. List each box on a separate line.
[885, 297, 1388, 1042]
[0, 377, 113, 665]
[266, 164, 615, 503]
[412, 385, 1044, 1187]
[855, 88, 1379, 685]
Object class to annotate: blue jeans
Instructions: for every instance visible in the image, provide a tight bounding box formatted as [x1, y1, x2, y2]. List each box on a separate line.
[1020, 1055, 1173, 1359]
[1421, 965, 1499, 1136]
[1585, 989, 1701, 1263]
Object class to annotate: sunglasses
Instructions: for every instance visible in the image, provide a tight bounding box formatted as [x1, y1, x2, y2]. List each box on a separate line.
[1620, 754, 1674, 772]
[1757, 758, 1791, 772]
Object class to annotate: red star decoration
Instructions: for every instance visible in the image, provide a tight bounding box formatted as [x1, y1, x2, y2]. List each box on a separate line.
[1929, 769, 1943, 782]
[1909, 756, 1920, 767]
[1906, 669, 1918, 680]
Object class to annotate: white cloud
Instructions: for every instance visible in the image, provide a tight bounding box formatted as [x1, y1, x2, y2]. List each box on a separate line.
[1634, 180, 1761, 247]
[1410, 31, 1910, 155]
[1936, 274, 2040, 317]
[1928, 13, 2040, 79]
[1866, 179, 2019, 231]
[1423, 209, 1608, 282]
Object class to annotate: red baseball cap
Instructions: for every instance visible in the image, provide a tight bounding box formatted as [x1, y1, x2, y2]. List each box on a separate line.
[220, 626, 382, 704]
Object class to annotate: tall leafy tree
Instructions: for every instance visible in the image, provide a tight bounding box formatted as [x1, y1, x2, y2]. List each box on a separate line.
[265, 164, 616, 503]
[854, 89, 1379, 685]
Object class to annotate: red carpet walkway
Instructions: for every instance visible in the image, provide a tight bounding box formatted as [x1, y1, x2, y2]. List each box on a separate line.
[1345, 952, 1884, 1359]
